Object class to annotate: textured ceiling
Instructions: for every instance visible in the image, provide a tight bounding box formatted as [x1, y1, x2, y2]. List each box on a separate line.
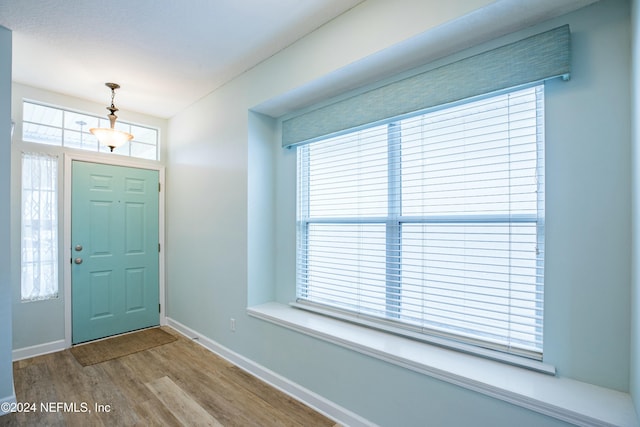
[0, 0, 362, 118]
[0, 0, 599, 120]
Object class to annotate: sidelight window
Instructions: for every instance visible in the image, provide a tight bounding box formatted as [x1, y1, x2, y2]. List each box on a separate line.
[21, 152, 59, 301]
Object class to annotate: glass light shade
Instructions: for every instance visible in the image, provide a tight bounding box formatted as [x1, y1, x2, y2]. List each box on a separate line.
[90, 127, 134, 151]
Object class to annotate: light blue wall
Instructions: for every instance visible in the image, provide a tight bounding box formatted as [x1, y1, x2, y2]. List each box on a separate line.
[0, 25, 14, 406]
[631, 0, 640, 419]
[166, 1, 632, 425]
[247, 111, 276, 306]
[541, 0, 631, 389]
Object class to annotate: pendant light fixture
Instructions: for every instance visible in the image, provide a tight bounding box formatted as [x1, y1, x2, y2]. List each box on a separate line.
[90, 82, 134, 152]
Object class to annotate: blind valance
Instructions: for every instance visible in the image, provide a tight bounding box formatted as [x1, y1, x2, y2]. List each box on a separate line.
[282, 25, 569, 148]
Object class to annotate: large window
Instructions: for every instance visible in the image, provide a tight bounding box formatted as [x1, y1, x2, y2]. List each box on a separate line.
[21, 152, 59, 301]
[296, 85, 545, 359]
[22, 101, 159, 161]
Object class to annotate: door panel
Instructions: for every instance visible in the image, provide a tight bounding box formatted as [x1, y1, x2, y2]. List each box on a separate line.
[72, 161, 159, 344]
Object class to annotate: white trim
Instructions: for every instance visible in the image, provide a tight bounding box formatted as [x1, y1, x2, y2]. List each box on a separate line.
[290, 302, 554, 374]
[63, 152, 166, 347]
[158, 166, 166, 326]
[11, 339, 66, 361]
[0, 390, 17, 416]
[248, 302, 638, 427]
[165, 317, 375, 427]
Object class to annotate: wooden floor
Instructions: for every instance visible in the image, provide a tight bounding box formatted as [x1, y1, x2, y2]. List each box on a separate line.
[1, 327, 337, 426]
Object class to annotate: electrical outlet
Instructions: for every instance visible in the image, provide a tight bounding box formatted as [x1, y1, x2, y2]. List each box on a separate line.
[230, 318, 236, 332]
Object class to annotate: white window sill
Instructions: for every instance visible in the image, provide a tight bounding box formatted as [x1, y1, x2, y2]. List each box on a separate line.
[247, 302, 638, 427]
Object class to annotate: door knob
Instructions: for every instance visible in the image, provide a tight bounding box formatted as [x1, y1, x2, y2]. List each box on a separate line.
[74, 257, 83, 264]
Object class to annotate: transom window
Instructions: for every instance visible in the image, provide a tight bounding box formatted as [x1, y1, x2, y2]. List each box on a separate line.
[22, 100, 159, 160]
[296, 85, 545, 359]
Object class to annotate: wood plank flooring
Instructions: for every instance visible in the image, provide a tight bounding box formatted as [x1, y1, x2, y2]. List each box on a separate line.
[1, 327, 338, 427]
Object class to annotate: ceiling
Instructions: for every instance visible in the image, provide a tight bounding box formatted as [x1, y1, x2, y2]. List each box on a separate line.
[0, 0, 363, 118]
[1, 0, 599, 120]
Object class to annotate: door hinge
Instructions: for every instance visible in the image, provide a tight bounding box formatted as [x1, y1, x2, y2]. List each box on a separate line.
[159, 303, 161, 313]
[158, 243, 161, 252]
[158, 182, 161, 192]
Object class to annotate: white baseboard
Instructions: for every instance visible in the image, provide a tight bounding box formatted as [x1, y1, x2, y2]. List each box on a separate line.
[12, 339, 66, 361]
[0, 388, 16, 416]
[165, 317, 375, 427]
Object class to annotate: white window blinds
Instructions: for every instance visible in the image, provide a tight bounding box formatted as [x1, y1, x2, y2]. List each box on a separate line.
[21, 152, 59, 301]
[296, 85, 545, 358]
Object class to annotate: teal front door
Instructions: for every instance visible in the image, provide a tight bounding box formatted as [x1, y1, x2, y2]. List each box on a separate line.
[72, 161, 160, 344]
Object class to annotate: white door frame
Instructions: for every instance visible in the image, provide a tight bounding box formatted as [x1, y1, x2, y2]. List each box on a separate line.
[63, 152, 166, 348]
